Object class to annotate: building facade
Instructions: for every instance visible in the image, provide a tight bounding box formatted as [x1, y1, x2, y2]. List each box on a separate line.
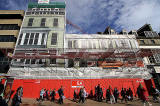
[0, 10, 24, 73]
[5, 1, 159, 99]
[11, 1, 65, 70]
[136, 24, 160, 89]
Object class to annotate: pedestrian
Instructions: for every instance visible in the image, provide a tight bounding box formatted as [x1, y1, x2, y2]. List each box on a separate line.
[99, 88, 103, 102]
[79, 88, 85, 103]
[43, 89, 46, 100]
[137, 85, 141, 99]
[109, 86, 115, 104]
[73, 89, 77, 102]
[97, 84, 101, 101]
[11, 89, 22, 106]
[106, 89, 110, 103]
[140, 85, 152, 106]
[155, 88, 160, 103]
[39, 88, 45, 101]
[128, 88, 133, 101]
[0, 84, 8, 106]
[58, 86, 64, 104]
[95, 86, 97, 100]
[45, 89, 49, 100]
[150, 86, 158, 102]
[51, 89, 56, 102]
[84, 87, 87, 102]
[121, 88, 127, 103]
[113, 87, 119, 103]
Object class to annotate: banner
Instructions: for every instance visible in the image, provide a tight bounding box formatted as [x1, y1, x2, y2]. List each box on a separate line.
[71, 80, 84, 88]
[38, 0, 50, 4]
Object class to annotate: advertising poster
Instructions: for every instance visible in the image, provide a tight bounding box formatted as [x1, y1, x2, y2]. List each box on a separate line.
[72, 80, 84, 88]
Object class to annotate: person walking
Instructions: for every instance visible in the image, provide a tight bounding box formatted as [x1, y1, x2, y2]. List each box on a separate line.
[11, 89, 22, 106]
[109, 86, 115, 104]
[121, 88, 127, 103]
[140, 85, 152, 106]
[58, 86, 64, 104]
[99, 88, 103, 102]
[128, 88, 133, 101]
[79, 88, 85, 103]
[73, 89, 77, 102]
[0, 84, 8, 106]
[51, 89, 56, 102]
[97, 84, 101, 102]
[137, 85, 141, 99]
[113, 88, 119, 103]
[39, 88, 45, 101]
[45, 89, 49, 100]
[106, 89, 110, 103]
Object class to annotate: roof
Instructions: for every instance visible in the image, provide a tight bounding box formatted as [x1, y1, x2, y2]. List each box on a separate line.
[28, 2, 65, 8]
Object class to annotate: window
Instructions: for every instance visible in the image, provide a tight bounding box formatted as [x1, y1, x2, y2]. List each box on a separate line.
[68, 41, 72, 48]
[74, 40, 78, 48]
[28, 18, 34, 26]
[29, 33, 35, 45]
[151, 40, 155, 44]
[123, 32, 128, 35]
[40, 18, 46, 27]
[34, 33, 39, 45]
[154, 54, 160, 63]
[51, 33, 57, 45]
[50, 59, 56, 64]
[23, 33, 30, 45]
[18, 34, 23, 45]
[148, 56, 155, 63]
[35, 12, 39, 15]
[31, 59, 36, 64]
[144, 31, 159, 37]
[0, 24, 20, 30]
[59, 12, 65, 15]
[25, 59, 30, 64]
[0, 35, 16, 42]
[53, 18, 58, 27]
[41, 33, 46, 45]
[140, 40, 145, 44]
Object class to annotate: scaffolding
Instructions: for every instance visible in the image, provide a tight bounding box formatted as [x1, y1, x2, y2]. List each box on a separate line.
[7, 47, 160, 80]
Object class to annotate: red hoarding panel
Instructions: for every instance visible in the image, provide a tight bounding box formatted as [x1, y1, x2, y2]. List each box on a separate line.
[11, 78, 153, 99]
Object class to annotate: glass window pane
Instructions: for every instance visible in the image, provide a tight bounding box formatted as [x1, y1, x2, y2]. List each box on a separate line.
[51, 33, 57, 45]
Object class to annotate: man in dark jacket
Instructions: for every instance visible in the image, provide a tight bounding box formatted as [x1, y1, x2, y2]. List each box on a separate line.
[106, 89, 110, 103]
[0, 84, 8, 106]
[97, 84, 101, 101]
[51, 89, 56, 102]
[58, 86, 64, 104]
[121, 88, 127, 103]
[113, 88, 119, 103]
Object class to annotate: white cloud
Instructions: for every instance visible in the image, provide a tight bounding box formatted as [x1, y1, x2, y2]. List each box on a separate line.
[66, 0, 160, 33]
[113, 0, 160, 32]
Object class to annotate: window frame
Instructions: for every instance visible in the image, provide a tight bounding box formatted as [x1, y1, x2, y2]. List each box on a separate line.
[51, 33, 57, 45]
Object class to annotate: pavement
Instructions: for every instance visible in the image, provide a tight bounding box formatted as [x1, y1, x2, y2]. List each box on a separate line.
[8, 98, 160, 106]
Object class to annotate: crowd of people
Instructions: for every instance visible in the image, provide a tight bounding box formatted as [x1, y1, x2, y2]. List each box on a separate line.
[72, 84, 160, 106]
[0, 83, 23, 106]
[1, 82, 160, 106]
[38, 86, 64, 104]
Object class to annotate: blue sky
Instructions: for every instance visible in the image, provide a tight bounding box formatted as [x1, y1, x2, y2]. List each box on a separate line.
[1, 0, 160, 34]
